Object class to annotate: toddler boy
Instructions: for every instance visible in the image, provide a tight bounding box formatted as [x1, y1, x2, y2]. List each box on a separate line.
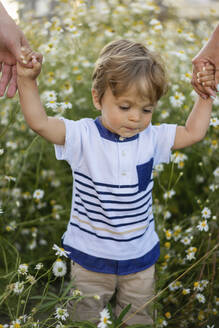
[16, 39, 214, 325]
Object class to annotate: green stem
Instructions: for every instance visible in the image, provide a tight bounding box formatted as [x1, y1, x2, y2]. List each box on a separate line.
[167, 161, 175, 191]
[1, 244, 8, 274]
[120, 242, 219, 327]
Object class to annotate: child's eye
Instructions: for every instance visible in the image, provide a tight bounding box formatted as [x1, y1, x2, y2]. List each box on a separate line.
[143, 108, 152, 113]
[119, 106, 130, 110]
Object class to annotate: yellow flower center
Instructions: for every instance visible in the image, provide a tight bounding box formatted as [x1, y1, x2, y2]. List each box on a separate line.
[14, 324, 21, 328]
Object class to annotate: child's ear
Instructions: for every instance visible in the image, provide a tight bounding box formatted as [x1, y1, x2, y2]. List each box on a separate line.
[91, 88, 102, 110]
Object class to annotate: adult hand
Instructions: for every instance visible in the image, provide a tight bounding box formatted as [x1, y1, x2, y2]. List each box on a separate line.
[191, 58, 216, 99]
[0, 3, 32, 97]
[191, 24, 219, 99]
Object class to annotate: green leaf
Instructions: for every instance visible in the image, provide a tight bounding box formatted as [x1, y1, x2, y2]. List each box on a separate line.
[61, 279, 76, 298]
[35, 299, 58, 311]
[115, 303, 131, 325]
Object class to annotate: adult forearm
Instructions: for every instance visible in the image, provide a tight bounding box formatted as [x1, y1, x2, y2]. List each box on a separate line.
[0, 2, 9, 16]
[0, 2, 13, 22]
[17, 78, 48, 132]
[185, 97, 212, 142]
[193, 24, 219, 63]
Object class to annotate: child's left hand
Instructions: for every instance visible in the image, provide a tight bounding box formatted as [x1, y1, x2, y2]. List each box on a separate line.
[196, 63, 216, 90]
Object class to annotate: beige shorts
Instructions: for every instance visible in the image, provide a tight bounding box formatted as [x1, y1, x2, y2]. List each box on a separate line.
[67, 261, 155, 325]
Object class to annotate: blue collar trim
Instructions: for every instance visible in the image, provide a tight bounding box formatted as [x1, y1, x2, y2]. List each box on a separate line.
[94, 117, 139, 142]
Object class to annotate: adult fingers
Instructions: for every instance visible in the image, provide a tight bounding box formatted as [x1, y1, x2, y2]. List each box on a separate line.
[192, 62, 217, 98]
[0, 63, 12, 97]
[197, 73, 215, 83]
[200, 81, 215, 89]
[215, 68, 219, 92]
[6, 65, 17, 98]
[9, 30, 31, 62]
[191, 63, 209, 99]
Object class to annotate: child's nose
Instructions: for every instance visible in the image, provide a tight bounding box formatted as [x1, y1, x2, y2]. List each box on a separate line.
[129, 109, 141, 122]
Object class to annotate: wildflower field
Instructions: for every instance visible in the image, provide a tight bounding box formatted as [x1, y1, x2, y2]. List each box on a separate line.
[0, 0, 219, 327]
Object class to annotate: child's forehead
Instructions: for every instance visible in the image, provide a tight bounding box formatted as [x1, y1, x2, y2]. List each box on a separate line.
[114, 85, 152, 106]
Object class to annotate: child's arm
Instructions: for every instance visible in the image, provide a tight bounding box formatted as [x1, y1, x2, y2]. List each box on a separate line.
[173, 65, 214, 150]
[17, 48, 65, 145]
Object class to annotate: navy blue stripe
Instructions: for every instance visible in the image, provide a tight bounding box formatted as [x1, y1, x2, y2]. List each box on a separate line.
[72, 207, 152, 228]
[75, 186, 152, 204]
[62, 241, 160, 275]
[75, 193, 152, 212]
[74, 202, 152, 220]
[75, 171, 138, 188]
[69, 222, 151, 242]
[75, 178, 151, 197]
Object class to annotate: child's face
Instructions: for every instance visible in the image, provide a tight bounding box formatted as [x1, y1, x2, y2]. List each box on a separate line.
[92, 86, 154, 138]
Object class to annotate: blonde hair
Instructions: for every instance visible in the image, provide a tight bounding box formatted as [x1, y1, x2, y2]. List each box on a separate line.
[92, 39, 168, 105]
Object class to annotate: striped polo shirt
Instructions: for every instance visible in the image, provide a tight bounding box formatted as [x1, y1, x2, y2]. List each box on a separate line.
[55, 117, 176, 275]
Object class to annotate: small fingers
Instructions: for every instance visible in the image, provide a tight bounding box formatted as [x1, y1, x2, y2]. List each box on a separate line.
[191, 78, 209, 99]
[20, 47, 34, 65]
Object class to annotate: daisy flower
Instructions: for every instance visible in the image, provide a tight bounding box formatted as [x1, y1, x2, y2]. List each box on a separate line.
[186, 247, 197, 261]
[33, 189, 44, 200]
[163, 189, 176, 199]
[18, 263, 28, 275]
[182, 288, 190, 295]
[197, 220, 209, 232]
[196, 293, 206, 304]
[180, 236, 192, 245]
[52, 244, 70, 258]
[45, 100, 58, 110]
[13, 282, 24, 294]
[169, 91, 185, 108]
[72, 289, 82, 297]
[52, 259, 67, 277]
[213, 167, 219, 177]
[35, 263, 44, 270]
[59, 101, 72, 110]
[210, 117, 219, 127]
[54, 307, 69, 321]
[201, 207, 211, 219]
[98, 308, 112, 328]
[42, 90, 57, 102]
[10, 319, 21, 328]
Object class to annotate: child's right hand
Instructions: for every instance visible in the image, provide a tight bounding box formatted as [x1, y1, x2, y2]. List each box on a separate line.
[17, 48, 43, 81]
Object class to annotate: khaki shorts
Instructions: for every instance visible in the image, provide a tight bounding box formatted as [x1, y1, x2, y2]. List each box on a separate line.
[67, 261, 155, 325]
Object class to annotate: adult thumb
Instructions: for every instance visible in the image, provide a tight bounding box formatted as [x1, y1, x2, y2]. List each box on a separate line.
[10, 32, 31, 62]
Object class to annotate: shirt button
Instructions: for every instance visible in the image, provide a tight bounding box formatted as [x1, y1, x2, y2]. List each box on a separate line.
[121, 150, 126, 156]
[121, 172, 127, 176]
[119, 136, 125, 141]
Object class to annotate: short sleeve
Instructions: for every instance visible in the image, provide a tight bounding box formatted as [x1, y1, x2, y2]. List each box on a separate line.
[153, 123, 177, 166]
[54, 117, 82, 169]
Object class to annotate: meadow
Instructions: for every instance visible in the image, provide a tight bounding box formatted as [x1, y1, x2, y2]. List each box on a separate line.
[0, 0, 218, 327]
